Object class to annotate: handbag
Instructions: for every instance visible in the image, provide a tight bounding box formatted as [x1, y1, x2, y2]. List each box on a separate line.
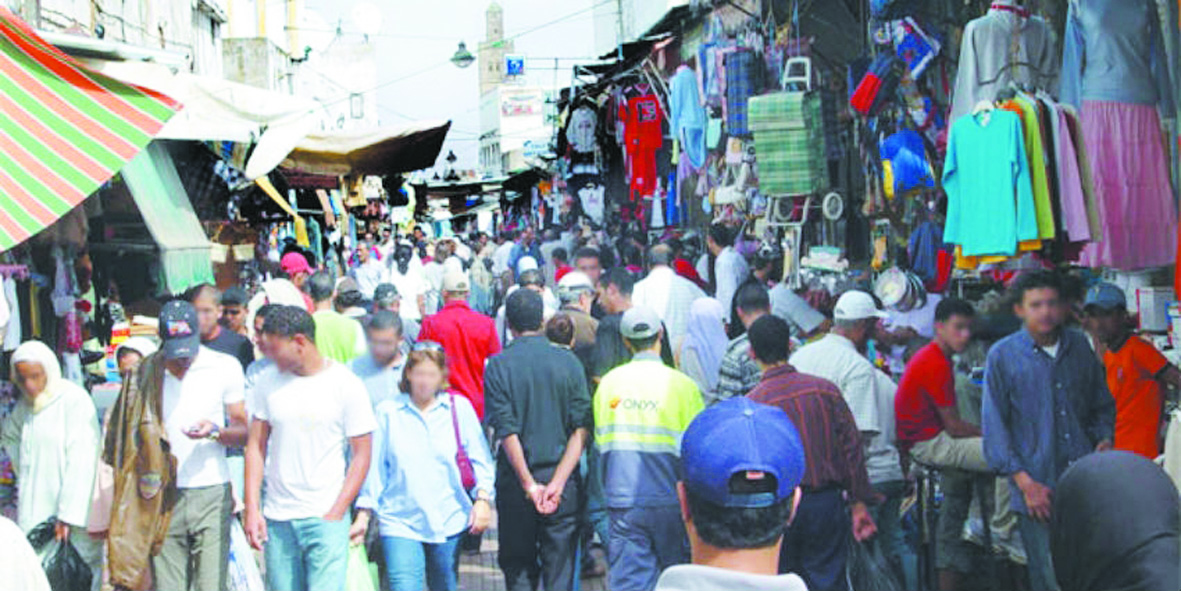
[449, 392, 477, 492]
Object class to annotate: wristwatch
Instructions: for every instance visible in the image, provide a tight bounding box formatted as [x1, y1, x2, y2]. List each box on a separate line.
[207, 426, 221, 442]
[526, 483, 544, 499]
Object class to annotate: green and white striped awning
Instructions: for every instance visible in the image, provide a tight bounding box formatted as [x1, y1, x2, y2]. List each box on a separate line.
[0, 8, 180, 250]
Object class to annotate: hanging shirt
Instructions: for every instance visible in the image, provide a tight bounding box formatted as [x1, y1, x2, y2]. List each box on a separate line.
[567, 106, 598, 154]
[1053, 106, 1093, 242]
[1060, 0, 1175, 113]
[619, 92, 663, 152]
[943, 110, 1039, 257]
[1001, 97, 1055, 240]
[1, 279, 17, 351]
[669, 66, 707, 168]
[949, 7, 1059, 123]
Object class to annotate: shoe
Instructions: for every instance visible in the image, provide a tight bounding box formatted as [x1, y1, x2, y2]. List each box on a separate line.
[581, 546, 607, 578]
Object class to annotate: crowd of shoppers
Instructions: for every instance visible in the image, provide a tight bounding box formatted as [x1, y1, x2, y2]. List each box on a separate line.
[4, 223, 1181, 591]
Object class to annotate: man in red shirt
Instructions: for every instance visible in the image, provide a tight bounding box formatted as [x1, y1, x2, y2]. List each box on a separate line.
[419, 269, 501, 419]
[895, 297, 1009, 591]
[1084, 283, 1181, 459]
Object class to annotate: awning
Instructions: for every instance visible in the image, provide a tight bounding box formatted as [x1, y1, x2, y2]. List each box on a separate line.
[121, 142, 214, 292]
[80, 59, 320, 175]
[250, 120, 453, 179]
[0, 9, 180, 251]
[87, 61, 450, 180]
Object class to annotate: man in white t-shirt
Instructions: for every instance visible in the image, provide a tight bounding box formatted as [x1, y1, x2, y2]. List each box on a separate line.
[387, 242, 427, 322]
[244, 305, 376, 591]
[153, 300, 249, 591]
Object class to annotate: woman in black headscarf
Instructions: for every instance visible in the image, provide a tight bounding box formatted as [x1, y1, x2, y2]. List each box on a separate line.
[1051, 451, 1180, 591]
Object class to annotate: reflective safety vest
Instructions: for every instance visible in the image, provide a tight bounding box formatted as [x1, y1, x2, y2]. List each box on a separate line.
[594, 356, 704, 507]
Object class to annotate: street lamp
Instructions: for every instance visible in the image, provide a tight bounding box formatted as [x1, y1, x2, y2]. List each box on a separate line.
[444, 150, 460, 181]
[450, 41, 475, 69]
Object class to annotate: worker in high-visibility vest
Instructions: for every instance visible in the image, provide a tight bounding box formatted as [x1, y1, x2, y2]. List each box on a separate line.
[594, 306, 704, 591]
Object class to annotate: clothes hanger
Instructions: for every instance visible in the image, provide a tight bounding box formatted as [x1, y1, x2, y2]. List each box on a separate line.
[973, 100, 996, 126]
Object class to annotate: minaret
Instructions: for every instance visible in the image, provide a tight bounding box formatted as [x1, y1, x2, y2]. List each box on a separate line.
[478, 2, 515, 96]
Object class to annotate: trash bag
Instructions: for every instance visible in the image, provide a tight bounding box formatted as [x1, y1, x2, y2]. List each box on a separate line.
[26, 520, 93, 591]
[847, 537, 904, 591]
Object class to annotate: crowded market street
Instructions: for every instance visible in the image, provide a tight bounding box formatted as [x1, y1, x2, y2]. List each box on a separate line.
[1, 1, 1180, 591]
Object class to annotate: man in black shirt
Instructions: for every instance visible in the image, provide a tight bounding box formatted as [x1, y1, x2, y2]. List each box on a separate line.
[484, 289, 592, 591]
[591, 268, 674, 384]
[186, 284, 255, 370]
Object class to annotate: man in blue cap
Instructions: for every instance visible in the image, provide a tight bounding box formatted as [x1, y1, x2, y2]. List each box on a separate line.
[653, 396, 809, 590]
[1084, 282, 1181, 459]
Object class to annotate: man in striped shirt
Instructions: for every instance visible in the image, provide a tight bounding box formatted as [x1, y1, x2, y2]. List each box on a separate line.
[745, 315, 878, 591]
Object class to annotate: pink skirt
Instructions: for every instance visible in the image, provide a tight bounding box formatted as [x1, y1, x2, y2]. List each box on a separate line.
[1079, 101, 1177, 270]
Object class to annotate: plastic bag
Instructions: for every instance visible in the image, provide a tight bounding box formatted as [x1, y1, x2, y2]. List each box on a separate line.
[26, 520, 93, 591]
[227, 519, 265, 591]
[847, 538, 903, 591]
[346, 543, 378, 591]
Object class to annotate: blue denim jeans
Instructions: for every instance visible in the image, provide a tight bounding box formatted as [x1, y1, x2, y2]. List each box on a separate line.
[266, 517, 350, 591]
[869, 480, 918, 591]
[1019, 514, 1059, 591]
[607, 506, 690, 591]
[582, 444, 610, 545]
[381, 534, 462, 591]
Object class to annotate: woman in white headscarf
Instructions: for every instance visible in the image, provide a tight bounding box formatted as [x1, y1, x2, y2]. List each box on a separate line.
[0, 341, 101, 581]
[678, 298, 729, 400]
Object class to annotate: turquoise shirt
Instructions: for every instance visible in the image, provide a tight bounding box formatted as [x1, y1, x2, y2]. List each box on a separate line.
[943, 110, 1038, 257]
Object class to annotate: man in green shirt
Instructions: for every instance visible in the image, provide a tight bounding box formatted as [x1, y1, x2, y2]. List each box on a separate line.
[306, 271, 366, 364]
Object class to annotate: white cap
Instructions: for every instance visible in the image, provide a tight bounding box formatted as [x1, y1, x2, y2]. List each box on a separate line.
[517, 256, 539, 273]
[557, 271, 594, 291]
[442, 269, 470, 293]
[833, 290, 888, 321]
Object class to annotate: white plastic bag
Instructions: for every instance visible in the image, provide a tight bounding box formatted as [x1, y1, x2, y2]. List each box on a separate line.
[227, 519, 264, 591]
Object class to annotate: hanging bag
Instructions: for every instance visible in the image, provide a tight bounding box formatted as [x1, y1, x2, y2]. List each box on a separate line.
[449, 392, 477, 492]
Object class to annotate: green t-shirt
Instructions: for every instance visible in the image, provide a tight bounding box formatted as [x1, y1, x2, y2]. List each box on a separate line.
[312, 310, 365, 364]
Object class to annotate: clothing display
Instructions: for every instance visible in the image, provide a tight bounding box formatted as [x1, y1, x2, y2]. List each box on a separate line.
[1000, 97, 1055, 240]
[1061, 0, 1175, 113]
[567, 106, 598, 154]
[669, 66, 707, 168]
[950, 3, 1059, 123]
[723, 50, 759, 136]
[1059, 0, 1177, 269]
[618, 87, 664, 201]
[1078, 102, 1178, 269]
[943, 110, 1038, 257]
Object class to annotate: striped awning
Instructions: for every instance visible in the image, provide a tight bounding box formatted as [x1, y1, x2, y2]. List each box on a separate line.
[0, 9, 180, 250]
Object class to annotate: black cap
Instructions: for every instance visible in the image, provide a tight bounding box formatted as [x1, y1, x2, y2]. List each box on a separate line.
[220, 286, 248, 306]
[158, 300, 200, 359]
[374, 283, 400, 303]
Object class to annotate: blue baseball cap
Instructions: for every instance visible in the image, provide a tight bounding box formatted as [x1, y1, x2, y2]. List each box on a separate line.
[682, 397, 806, 508]
[1084, 282, 1126, 311]
[158, 300, 200, 360]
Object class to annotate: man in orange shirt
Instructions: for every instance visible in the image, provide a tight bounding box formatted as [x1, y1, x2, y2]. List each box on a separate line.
[1085, 283, 1181, 458]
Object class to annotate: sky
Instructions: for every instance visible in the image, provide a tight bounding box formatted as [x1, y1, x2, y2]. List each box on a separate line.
[300, 0, 601, 175]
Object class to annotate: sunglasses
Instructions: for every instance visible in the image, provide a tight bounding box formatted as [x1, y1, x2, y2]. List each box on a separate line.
[412, 341, 444, 352]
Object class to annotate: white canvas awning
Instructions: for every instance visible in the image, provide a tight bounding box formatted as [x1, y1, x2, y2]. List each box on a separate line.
[87, 61, 451, 179]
